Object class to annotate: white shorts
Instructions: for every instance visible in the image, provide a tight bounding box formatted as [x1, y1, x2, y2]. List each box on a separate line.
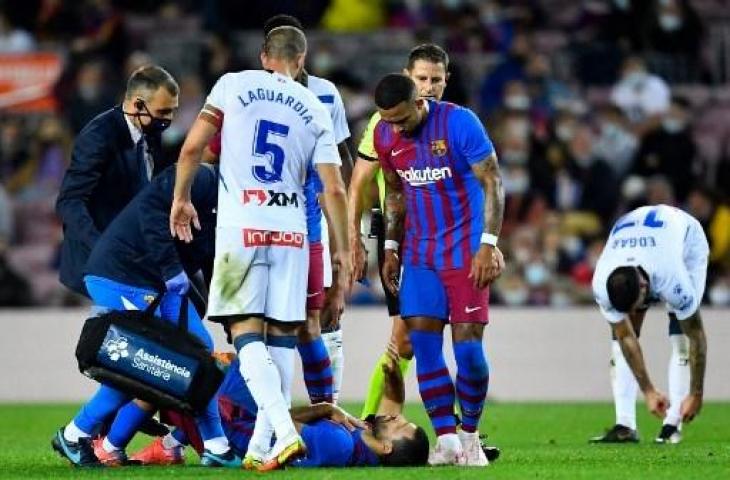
[208, 226, 309, 322]
[320, 212, 333, 288]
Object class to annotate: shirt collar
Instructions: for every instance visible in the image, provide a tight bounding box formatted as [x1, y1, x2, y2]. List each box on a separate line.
[124, 110, 143, 144]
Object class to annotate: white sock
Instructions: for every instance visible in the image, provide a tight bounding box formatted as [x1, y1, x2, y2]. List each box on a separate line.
[611, 340, 639, 430]
[247, 411, 274, 458]
[238, 340, 297, 443]
[322, 329, 344, 403]
[63, 421, 89, 442]
[666, 334, 690, 427]
[267, 338, 296, 407]
[162, 433, 182, 449]
[102, 436, 119, 453]
[438, 433, 462, 452]
[203, 436, 229, 455]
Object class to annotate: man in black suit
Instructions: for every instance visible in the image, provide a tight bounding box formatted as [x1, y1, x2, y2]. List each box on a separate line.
[56, 65, 179, 297]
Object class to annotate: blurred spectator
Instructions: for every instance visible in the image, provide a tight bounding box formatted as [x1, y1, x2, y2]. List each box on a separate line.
[0, 183, 33, 306]
[70, 0, 129, 66]
[645, 174, 676, 205]
[0, 118, 29, 181]
[610, 56, 670, 135]
[632, 95, 697, 202]
[593, 105, 638, 180]
[561, 125, 620, 220]
[0, 183, 12, 246]
[34, 0, 79, 43]
[322, 0, 386, 31]
[162, 73, 204, 150]
[479, 31, 531, 116]
[644, 0, 705, 82]
[685, 187, 730, 279]
[0, 9, 35, 52]
[199, 32, 248, 92]
[63, 60, 117, 134]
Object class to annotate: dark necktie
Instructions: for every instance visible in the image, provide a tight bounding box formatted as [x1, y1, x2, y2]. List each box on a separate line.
[136, 137, 150, 185]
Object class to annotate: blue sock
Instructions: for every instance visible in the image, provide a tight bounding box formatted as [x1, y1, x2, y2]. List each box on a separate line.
[196, 393, 226, 443]
[172, 427, 188, 446]
[454, 340, 489, 433]
[73, 385, 130, 434]
[409, 330, 456, 436]
[297, 337, 334, 403]
[106, 402, 152, 449]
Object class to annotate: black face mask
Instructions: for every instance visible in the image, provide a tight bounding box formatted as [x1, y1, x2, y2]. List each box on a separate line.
[130, 99, 171, 135]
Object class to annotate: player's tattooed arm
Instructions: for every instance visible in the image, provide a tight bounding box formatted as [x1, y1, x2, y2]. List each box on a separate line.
[471, 153, 504, 237]
[612, 318, 669, 418]
[679, 311, 707, 396]
[383, 168, 405, 243]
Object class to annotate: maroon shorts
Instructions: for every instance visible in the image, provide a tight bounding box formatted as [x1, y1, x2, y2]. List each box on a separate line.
[400, 264, 489, 324]
[307, 241, 325, 310]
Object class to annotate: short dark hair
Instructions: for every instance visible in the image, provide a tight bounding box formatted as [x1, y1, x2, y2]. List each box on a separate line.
[380, 426, 430, 467]
[263, 26, 307, 61]
[407, 43, 449, 71]
[125, 65, 179, 99]
[263, 14, 304, 37]
[374, 74, 416, 110]
[671, 95, 691, 110]
[606, 266, 641, 312]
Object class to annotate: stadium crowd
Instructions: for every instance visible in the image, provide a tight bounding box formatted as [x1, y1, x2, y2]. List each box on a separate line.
[1, 0, 729, 308]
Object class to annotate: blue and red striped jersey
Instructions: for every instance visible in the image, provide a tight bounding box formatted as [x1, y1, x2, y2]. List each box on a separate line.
[375, 100, 495, 270]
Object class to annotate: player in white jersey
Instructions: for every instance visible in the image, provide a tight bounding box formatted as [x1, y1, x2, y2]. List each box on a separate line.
[170, 26, 350, 471]
[591, 205, 709, 444]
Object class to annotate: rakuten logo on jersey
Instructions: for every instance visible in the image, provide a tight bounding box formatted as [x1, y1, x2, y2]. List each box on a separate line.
[396, 166, 452, 186]
[242, 189, 299, 207]
[243, 229, 305, 248]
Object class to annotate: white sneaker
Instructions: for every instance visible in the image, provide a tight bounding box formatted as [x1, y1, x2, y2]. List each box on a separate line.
[428, 434, 464, 466]
[458, 430, 489, 467]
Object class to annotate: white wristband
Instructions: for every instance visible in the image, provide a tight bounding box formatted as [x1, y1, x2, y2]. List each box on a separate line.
[384, 240, 400, 251]
[480, 233, 498, 246]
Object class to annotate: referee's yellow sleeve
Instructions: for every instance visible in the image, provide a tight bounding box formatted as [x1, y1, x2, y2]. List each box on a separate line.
[357, 112, 381, 161]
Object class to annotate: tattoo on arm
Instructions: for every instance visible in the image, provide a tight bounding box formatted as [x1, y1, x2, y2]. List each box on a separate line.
[612, 320, 655, 393]
[471, 153, 504, 236]
[383, 169, 405, 243]
[679, 312, 707, 395]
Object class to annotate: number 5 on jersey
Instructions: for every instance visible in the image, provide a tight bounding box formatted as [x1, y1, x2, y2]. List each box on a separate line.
[253, 119, 289, 184]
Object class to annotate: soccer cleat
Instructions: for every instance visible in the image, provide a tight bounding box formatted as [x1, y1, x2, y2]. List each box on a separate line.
[457, 430, 489, 467]
[428, 435, 465, 466]
[479, 434, 501, 462]
[200, 448, 241, 468]
[655, 424, 682, 444]
[91, 437, 128, 467]
[51, 428, 101, 467]
[243, 452, 264, 470]
[589, 424, 639, 443]
[258, 434, 306, 471]
[130, 437, 184, 465]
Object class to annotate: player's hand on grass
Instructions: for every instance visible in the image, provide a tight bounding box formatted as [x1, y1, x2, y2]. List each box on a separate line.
[645, 388, 670, 419]
[350, 235, 368, 281]
[170, 198, 200, 243]
[469, 244, 500, 289]
[329, 405, 368, 432]
[382, 249, 400, 295]
[680, 393, 703, 423]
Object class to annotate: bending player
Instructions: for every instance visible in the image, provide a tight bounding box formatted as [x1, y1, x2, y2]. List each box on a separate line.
[132, 345, 429, 468]
[376, 74, 505, 466]
[591, 205, 709, 444]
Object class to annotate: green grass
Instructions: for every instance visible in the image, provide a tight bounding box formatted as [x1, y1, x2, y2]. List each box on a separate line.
[0, 402, 728, 479]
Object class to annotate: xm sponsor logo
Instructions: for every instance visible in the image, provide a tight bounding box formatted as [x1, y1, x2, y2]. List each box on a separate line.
[396, 166, 452, 186]
[242, 189, 299, 207]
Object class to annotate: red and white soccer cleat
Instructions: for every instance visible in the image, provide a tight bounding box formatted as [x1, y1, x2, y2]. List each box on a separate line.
[130, 437, 185, 466]
[91, 436, 128, 467]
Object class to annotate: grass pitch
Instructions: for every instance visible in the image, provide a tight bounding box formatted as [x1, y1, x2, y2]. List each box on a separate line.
[0, 402, 728, 479]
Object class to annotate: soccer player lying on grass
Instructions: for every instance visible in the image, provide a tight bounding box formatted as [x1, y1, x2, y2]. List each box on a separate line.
[131, 345, 430, 468]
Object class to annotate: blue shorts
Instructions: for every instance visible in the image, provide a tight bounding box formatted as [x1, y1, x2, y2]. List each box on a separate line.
[84, 275, 214, 350]
[399, 265, 489, 324]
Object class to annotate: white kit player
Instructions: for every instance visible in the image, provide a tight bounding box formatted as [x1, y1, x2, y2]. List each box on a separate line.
[170, 26, 350, 471]
[590, 205, 709, 445]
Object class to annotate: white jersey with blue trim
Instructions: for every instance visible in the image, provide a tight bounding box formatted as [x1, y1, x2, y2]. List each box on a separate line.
[306, 74, 350, 144]
[592, 205, 709, 323]
[205, 70, 340, 233]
